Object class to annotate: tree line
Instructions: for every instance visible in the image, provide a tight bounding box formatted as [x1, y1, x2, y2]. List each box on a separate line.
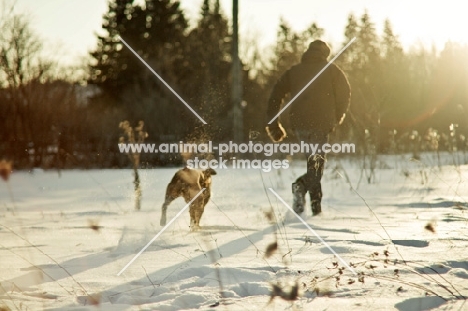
[1, 0, 467, 168]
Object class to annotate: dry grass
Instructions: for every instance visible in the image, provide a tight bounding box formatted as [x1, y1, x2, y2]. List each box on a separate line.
[0, 160, 12, 182]
[119, 120, 148, 210]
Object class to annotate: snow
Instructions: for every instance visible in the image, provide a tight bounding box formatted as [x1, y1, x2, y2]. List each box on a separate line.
[1, 153, 468, 310]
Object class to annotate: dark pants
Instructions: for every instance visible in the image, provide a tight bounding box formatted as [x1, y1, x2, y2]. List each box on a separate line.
[295, 130, 329, 202]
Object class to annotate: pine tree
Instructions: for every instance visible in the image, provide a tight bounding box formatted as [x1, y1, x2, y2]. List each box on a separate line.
[268, 19, 323, 84]
[379, 19, 414, 136]
[338, 12, 382, 161]
[382, 19, 403, 62]
[89, 0, 138, 98]
[339, 13, 359, 72]
[426, 43, 468, 134]
[88, 0, 190, 142]
[182, 0, 232, 140]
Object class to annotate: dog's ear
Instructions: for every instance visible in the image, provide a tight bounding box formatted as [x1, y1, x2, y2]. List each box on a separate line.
[203, 168, 217, 176]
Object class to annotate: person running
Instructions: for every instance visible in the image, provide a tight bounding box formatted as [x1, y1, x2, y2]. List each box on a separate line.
[266, 40, 351, 215]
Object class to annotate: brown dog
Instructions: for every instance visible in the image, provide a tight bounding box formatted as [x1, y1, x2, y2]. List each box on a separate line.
[160, 167, 216, 230]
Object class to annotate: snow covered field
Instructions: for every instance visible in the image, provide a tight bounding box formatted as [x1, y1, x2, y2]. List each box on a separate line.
[1, 153, 467, 310]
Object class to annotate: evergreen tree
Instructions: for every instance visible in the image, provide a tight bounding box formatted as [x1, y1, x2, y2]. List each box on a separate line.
[379, 20, 413, 134]
[339, 13, 359, 72]
[339, 12, 381, 150]
[269, 19, 323, 78]
[425, 43, 468, 134]
[89, 0, 190, 144]
[89, 0, 138, 99]
[381, 19, 403, 62]
[183, 0, 232, 140]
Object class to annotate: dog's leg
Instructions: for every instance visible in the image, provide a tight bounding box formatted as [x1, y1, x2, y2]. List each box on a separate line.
[189, 195, 204, 231]
[197, 191, 210, 225]
[189, 206, 197, 230]
[202, 190, 211, 209]
[160, 199, 170, 226]
[193, 204, 205, 230]
[161, 185, 178, 226]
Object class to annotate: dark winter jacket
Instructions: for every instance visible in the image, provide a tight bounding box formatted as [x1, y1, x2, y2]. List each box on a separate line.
[267, 40, 351, 132]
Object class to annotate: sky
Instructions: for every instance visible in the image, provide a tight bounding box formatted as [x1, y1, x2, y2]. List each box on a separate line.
[6, 0, 468, 67]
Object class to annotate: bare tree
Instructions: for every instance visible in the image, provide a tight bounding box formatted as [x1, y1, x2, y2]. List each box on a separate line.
[0, 10, 53, 164]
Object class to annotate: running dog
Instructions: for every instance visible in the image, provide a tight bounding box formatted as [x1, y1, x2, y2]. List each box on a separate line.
[160, 167, 216, 230]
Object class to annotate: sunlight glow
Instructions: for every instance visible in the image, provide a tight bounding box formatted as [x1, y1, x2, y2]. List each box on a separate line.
[8, 0, 468, 66]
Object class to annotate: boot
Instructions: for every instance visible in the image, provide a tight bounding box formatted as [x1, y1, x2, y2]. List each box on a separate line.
[292, 181, 306, 214]
[311, 200, 322, 216]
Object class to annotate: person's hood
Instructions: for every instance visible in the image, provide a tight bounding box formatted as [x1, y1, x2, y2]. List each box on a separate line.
[301, 40, 330, 62]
